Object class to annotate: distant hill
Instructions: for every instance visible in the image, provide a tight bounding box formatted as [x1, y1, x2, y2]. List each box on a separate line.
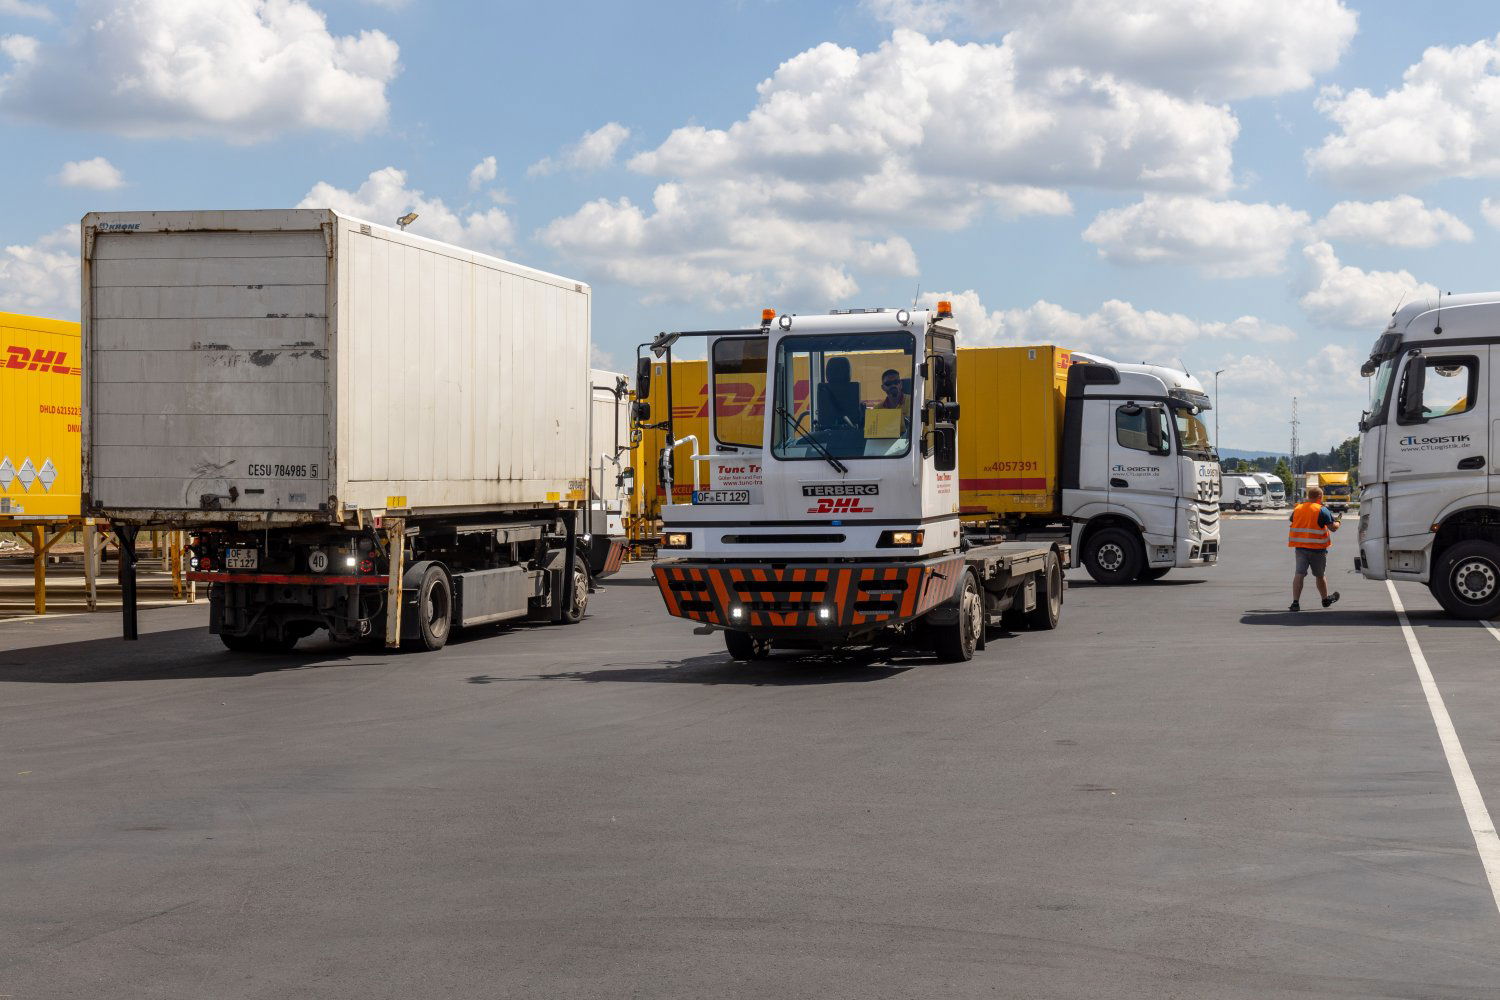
[1218, 448, 1290, 461]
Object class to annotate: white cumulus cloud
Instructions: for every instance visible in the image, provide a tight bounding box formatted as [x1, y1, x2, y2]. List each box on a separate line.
[544, 29, 1237, 308]
[1309, 34, 1500, 189]
[299, 167, 514, 253]
[1314, 195, 1472, 247]
[0, 0, 51, 20]
[1479, 197, 1500, 230]
[55, 156, 124, 190]
[920, 289, 1296, 359]
[528, 122, 632, 177]
[0, 0, 399, 142]
[0, 225, 79, 319]
[1083, 196, 1311, 277]
[1298, 241, 1436, 329]
[865, 0, 1356, 100]
[467, 155, 497, 190]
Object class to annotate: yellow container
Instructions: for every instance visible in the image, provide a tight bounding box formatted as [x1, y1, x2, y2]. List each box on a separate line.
[630, 359, 712, 536]
[956, 345, 1072, 519]
[0, 312, 82, 518]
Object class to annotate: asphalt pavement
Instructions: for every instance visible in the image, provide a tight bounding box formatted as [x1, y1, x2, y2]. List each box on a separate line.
[3, 516, 1499, 998]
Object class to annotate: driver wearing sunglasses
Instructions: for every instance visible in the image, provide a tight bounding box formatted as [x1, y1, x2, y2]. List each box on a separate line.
[874, 368, 906, 409]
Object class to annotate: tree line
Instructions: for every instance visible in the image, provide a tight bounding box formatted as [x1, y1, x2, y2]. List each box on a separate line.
[1220, 435, 1360, 494]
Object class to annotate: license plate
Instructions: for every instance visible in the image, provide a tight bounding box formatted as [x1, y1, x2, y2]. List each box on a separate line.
[225, 548, 258, 570]
[692, 490, 749, 505]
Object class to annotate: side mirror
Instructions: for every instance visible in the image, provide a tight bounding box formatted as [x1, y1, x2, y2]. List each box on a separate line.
[1399, 355, 1426, 422]
[1145, 408, 1166, 453]
[930, 400, 960, 423]
[932, 353, 956, 401]
[631, 400, 651, 424]
[635, 357, 652, 402]
[933, 425, 956, 472]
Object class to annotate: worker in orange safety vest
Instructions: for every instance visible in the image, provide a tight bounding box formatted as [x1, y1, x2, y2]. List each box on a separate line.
[1289, 484, 1340, 611]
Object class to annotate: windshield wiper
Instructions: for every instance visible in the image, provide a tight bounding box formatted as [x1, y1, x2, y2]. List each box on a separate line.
[775, 405, 848, 474]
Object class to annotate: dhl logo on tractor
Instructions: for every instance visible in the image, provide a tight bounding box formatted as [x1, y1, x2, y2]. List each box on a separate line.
[5, 346, 80, 376]
[807, 496, 875, 515]
[672, 380, 814, 421]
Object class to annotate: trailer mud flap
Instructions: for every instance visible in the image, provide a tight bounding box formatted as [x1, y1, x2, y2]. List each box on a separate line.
[654, 557, 965, 630]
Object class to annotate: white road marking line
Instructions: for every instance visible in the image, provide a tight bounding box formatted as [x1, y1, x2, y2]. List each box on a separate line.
[1481, 620, 1500, 645]
[1386, 581, 1500, 917]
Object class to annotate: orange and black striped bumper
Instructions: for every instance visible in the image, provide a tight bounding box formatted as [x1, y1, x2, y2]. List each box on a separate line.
[653, 557, 966, 631]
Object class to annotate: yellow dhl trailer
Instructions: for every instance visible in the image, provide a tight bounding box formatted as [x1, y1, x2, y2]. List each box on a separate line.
[0, 312, 83, 518]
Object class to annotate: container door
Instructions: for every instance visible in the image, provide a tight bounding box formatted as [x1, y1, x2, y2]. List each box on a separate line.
[1385, 348, 1488, 544]
[89, 229, 329, 513]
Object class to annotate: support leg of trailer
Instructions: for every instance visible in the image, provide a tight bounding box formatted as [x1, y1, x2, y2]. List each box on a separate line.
[117, 523, 139, 640]
[31, 525, 45, 615]
[84, 520, 99, 612]
[383, 518, 406, 649]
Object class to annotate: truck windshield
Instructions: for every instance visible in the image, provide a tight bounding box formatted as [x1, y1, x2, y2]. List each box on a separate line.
[1173, 408, 1214, 460]
[771, 332, 915, 461]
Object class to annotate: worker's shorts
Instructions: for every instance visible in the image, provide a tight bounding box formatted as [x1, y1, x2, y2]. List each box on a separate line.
[1294, 548, 1327, 578]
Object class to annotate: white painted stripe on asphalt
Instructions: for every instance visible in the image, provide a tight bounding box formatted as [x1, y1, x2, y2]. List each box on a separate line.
[1481, 619, 1500, 645]
[1386, 581, 1500, 917]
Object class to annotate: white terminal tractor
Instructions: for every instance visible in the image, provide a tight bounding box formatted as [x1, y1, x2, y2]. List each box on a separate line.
[642, 304, 1069, 662]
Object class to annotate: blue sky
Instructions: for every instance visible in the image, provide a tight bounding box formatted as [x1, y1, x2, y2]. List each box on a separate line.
[3, 0, 1500, 451]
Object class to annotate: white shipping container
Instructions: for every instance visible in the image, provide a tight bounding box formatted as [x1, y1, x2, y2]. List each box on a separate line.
[81, 209, 591, 523]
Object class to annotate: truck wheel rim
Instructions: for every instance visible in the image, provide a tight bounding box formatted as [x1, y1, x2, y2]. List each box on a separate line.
[963, 584, 981, 644]
[571, 566, 588, 617]
[1455, 560, 1497, 602]
[1098, 543, 1124, 571]
[425, 584, 449, 636]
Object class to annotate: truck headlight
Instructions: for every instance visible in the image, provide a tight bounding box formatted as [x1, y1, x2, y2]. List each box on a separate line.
[876, 529, 924, 547]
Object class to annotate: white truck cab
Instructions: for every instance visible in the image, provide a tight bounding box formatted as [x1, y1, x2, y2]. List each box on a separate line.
[1357, 292, 1500, 618]
[646, 306, 1067, 662]
[1219, 475, 1266, 511]
[1055, 360, 1220, 581]
[1249, 472, 1286, 508]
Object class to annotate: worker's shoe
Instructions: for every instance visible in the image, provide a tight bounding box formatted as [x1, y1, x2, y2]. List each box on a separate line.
[1322, 592, 1340, 608]
[1288, 600, 1300, 612]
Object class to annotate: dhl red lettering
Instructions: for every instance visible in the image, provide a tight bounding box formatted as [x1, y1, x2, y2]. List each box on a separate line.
[714, 381, 757, 418]
[4, 345, 75, 376]
[806, 497, 874, 515]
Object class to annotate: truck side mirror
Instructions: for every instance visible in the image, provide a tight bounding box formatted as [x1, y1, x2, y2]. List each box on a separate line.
[933, 425, 956, 471]
[1399, 355, 1426, 423]
[631, 400, 651, 424]
[928, 400, 960, 423]
[932, 353, 956, 401]
[1145, 407, 1168, 454]
[635, 357, 652, 401]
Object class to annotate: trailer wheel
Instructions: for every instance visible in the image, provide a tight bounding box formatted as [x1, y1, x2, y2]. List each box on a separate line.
[933, 571, 982, 662]
[559, 556, 590, 625]
[1430, 540, 1500, 620]
[1025, 552, 1063, 630]
[1082, 527, 1143, 586]
[220, 633, 259, 653]
[1138, 566, 1171, 582]
[725, 630, 772, 661]
[408, 564, 453, 651]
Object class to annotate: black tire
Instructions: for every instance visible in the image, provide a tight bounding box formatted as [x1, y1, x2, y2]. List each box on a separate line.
[220, 632, 259, 652]
[220, 628, 298, 653]
[1233, 501, 1243, 511]
[1139, 566, 1171, 582]
[1430, 540, 1500, 620]
[933, 571, 983, 662]
[558, 555, 590, 625]
[724, 630, 772, 661]
[1082, 527, 1144, 585]
[1025, 552, 1063, 630]
[408, 564, 453, 651]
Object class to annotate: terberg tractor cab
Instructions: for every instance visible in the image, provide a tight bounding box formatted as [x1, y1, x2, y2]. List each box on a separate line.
[638, 304, 1068, 662]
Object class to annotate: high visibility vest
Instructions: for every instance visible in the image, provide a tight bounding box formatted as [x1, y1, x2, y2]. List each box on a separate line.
[1288, 502, 1331, 549]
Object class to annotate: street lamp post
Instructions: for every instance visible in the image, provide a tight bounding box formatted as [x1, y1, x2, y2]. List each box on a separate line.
[1213, 369, 1225, 458]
